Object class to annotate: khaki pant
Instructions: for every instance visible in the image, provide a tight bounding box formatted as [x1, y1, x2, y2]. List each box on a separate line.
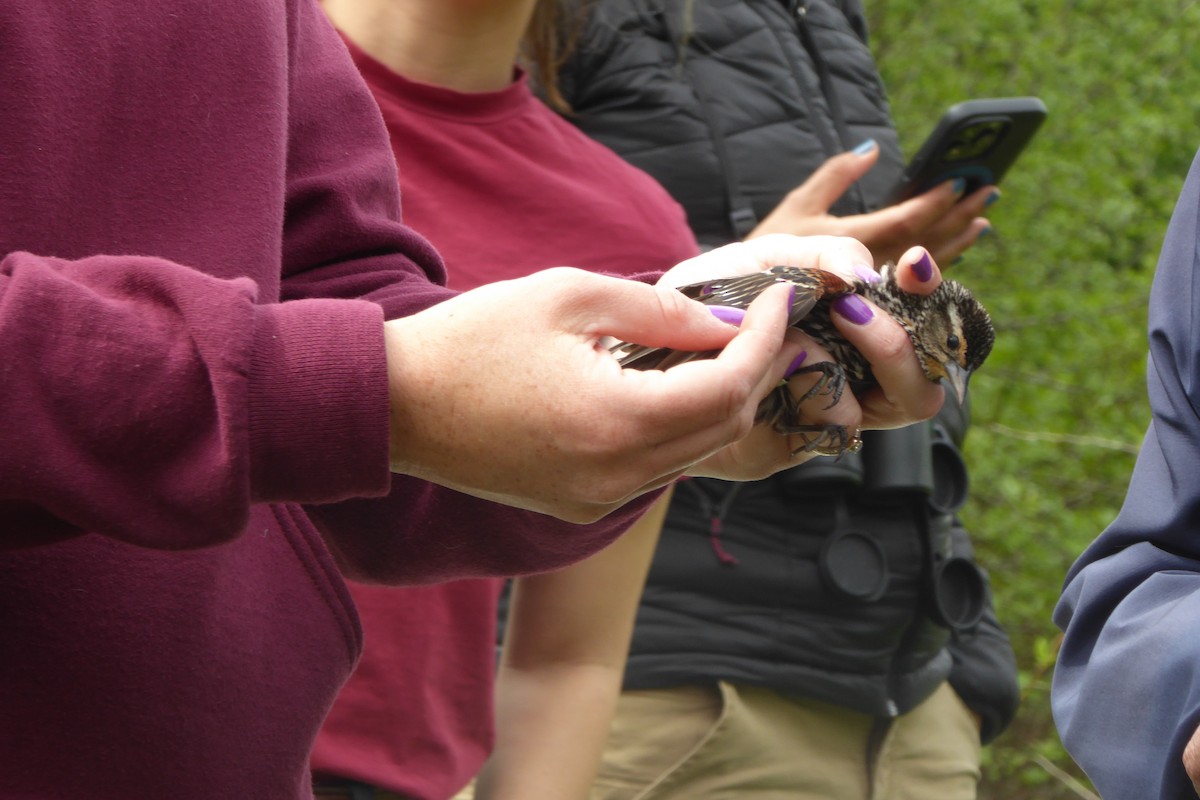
[591, 681, 981, 800]
[313, 781, 411, 800]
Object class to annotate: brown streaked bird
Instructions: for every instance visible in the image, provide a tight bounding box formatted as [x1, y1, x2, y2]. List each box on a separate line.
[610, 264, 995, 454]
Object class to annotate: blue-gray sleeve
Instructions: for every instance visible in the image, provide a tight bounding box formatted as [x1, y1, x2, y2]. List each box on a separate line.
[1053, 146, 1200, 800]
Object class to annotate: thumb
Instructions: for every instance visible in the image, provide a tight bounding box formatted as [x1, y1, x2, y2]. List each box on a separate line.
[565, 270, 744, 353]
[786, 140, 880, 214]
[890, 247, 943, 297]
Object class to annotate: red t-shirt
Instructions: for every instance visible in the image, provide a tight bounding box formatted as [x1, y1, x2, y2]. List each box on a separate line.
[310, 39, 700, 799]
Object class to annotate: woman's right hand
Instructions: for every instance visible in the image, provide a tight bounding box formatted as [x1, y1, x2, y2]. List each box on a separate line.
[748, 140, 997, 266]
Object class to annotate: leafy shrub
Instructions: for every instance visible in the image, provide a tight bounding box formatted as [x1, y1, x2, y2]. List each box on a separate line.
[869, 1, 1200, 796]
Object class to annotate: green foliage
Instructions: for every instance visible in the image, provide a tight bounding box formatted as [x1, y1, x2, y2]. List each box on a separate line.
[868, 1, 1200, 796]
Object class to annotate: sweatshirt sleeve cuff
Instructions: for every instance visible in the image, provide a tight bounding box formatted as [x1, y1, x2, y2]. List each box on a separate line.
[247, 298, 390, 503]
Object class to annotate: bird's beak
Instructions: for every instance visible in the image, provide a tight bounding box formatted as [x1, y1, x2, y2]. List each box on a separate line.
[942, 362, 971, 406]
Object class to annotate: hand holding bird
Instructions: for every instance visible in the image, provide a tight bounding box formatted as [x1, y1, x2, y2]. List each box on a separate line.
[615, 245, 994, 458]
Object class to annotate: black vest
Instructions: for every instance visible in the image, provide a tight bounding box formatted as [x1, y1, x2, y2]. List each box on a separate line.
[550, 0, 1017, 734]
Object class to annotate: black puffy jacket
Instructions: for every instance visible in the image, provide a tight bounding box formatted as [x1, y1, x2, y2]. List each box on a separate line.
[557, 0, 1019, 743]
[559, 0, 902, 245]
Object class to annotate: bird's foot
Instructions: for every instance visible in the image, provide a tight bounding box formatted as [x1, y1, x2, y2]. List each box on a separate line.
[786, 361, 846, 409]
[754, 361, 846, 427]
[771, 422, 863, 458]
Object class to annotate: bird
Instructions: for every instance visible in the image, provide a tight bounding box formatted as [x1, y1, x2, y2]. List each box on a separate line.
[610, 263, 995, 455]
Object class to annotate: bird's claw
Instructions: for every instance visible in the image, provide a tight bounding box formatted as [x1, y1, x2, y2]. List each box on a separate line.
[788, 361, 847, 408]
[755, 360, 846, 430]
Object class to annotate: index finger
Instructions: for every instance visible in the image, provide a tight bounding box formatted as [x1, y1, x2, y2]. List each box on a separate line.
[622, 282, 797, 452]
[739, 234, 875, 284]
[659, 234, 874, 290]
[830, 250, 948, 427]
[709, 281, 803, 403]
[835, 295, 946, 429]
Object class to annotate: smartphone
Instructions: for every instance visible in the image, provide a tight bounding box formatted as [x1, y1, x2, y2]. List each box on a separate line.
[886, 97, 1048, 204]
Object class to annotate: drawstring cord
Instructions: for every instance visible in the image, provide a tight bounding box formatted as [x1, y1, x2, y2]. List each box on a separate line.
[683, 480, 744, 566]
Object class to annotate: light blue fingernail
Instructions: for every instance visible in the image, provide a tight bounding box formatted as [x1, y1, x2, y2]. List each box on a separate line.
[852, 139, 877, 155]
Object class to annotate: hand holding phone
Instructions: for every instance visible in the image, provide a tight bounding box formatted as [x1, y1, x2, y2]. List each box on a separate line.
[888, 97, 1048, 205]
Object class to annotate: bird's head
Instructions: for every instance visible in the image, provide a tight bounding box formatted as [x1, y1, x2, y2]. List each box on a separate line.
[867, 268, 995, 404]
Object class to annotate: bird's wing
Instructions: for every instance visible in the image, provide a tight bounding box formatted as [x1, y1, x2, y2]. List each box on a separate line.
[611, 266, 854, 370]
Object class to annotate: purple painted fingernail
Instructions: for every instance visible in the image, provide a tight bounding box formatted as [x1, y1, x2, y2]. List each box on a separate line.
[833, 294, 874, 325]
[708, 305, 745, 326]
[912, 250, 934, 282]
[785, 351, 808, 377]
[853, 263, 882, 284]
[787, 283, 796, 311]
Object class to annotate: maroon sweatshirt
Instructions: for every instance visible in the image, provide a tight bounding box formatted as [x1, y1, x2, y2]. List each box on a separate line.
[0, 2, 652, 796]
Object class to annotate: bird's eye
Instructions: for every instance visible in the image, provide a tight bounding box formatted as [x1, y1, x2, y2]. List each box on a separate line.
[947, 334, 961, 351]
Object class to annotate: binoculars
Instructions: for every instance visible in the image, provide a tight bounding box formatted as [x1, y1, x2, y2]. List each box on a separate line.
[803, 422, 987, 633]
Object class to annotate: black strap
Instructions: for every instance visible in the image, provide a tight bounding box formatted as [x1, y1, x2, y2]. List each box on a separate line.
[658, 2, 760, 239]
[789, 0, 870, 212]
